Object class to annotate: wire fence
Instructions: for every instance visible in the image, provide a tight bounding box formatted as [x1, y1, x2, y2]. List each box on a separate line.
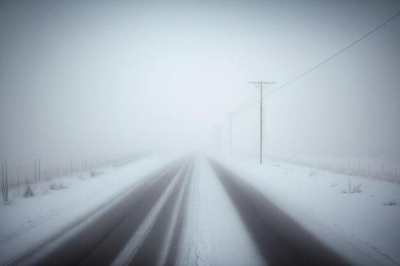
[1, 153, 146, 203]
[267, 153, 400, 183]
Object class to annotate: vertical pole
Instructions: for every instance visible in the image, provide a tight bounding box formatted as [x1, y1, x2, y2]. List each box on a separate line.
[70, 158, 73, 174]
[229, 113, 232, 155]
[17, 164, 20, 196]
[34, 159, 37, 184]
[260, 80, 263, 164]
[5, 161, 8, 202]
[249, 80, 275, 164]
[1, 163, 3, 202]
[38, 158, 41, 183]
[369, 160, 371, 176]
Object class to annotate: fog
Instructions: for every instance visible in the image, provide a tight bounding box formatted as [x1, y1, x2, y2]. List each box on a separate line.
[1, 0, 400, 163]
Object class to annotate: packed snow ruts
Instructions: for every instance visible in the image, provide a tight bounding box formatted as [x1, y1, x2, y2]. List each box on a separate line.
[7, 156, 190, 266]
[6, 153, 396, 266]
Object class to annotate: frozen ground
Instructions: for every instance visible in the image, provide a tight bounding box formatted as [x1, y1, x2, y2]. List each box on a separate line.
[214, 154, 400, 266]
[1, 153, 399, 266]
[0, 154, 177, 265]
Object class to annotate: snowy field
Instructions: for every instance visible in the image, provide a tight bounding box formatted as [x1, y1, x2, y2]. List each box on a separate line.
[215, 154, 400, 266]
[0, 154, 177, 265]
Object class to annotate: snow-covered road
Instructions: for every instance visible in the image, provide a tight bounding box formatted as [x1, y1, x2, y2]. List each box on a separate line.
[1, 153, 399, 266]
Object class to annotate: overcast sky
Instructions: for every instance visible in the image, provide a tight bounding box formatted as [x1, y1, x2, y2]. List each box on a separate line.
[1, 0, 399, 162]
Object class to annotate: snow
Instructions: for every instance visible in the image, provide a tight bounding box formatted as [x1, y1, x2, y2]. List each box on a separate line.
[0, 154, 177, 265]
[1, 152, 399, 266]
[214, 154, 400, 266]
[180, 156, 264, 266]
[178, 157, 212, 266]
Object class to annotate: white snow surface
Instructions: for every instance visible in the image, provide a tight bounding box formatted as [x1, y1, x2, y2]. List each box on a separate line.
[213, 154, 400, 266]
[1, 153, 399, 266]
[0, 154, 177, 265]
[180, 156, 264, 266]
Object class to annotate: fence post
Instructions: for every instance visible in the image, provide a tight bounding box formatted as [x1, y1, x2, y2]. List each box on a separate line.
[369, 160, 371, 176]
[34, 159, 37, 184]
[1, 163, 3, 202]
[46, 159, 49, 180]
[17, 164, 20, 196]
[5, 161, 8, 202]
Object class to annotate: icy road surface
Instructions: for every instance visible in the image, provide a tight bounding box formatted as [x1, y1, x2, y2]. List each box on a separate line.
[2, 154, 393, 266]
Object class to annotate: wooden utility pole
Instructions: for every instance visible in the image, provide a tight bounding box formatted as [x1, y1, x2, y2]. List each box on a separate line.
[249, 80, 275, 164]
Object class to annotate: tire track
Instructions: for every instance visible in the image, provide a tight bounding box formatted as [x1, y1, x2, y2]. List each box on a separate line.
[127, 158, 195, 266]
[110, 161, 189, 266]
[79, 157, 192, 266]
[10, 157, 190, 266]
[162, 157, 195, 266]
[208, 158, 355, 266]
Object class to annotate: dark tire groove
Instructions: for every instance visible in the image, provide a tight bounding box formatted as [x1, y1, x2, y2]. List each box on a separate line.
[78, 158, 191, 266]
[128, 159, 194, 266]
[13, 157, 189, 266]
[164, 158, 196, 266]
[208, 158, 355, 266]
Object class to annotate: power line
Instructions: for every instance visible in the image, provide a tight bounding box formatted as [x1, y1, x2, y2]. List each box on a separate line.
[235, 95, 260, 113]
[234, 90, 260, 112]
[235, 10, 400, 114]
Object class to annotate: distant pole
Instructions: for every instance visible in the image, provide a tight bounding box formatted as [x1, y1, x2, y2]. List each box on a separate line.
[369, 160, 371, 176]
[34, 159, 37, 184]
[260, 82, 263, 164]
[228, 112, 233, 155]
[17, 164, 20, 196]
[249, 80, 275, 164]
